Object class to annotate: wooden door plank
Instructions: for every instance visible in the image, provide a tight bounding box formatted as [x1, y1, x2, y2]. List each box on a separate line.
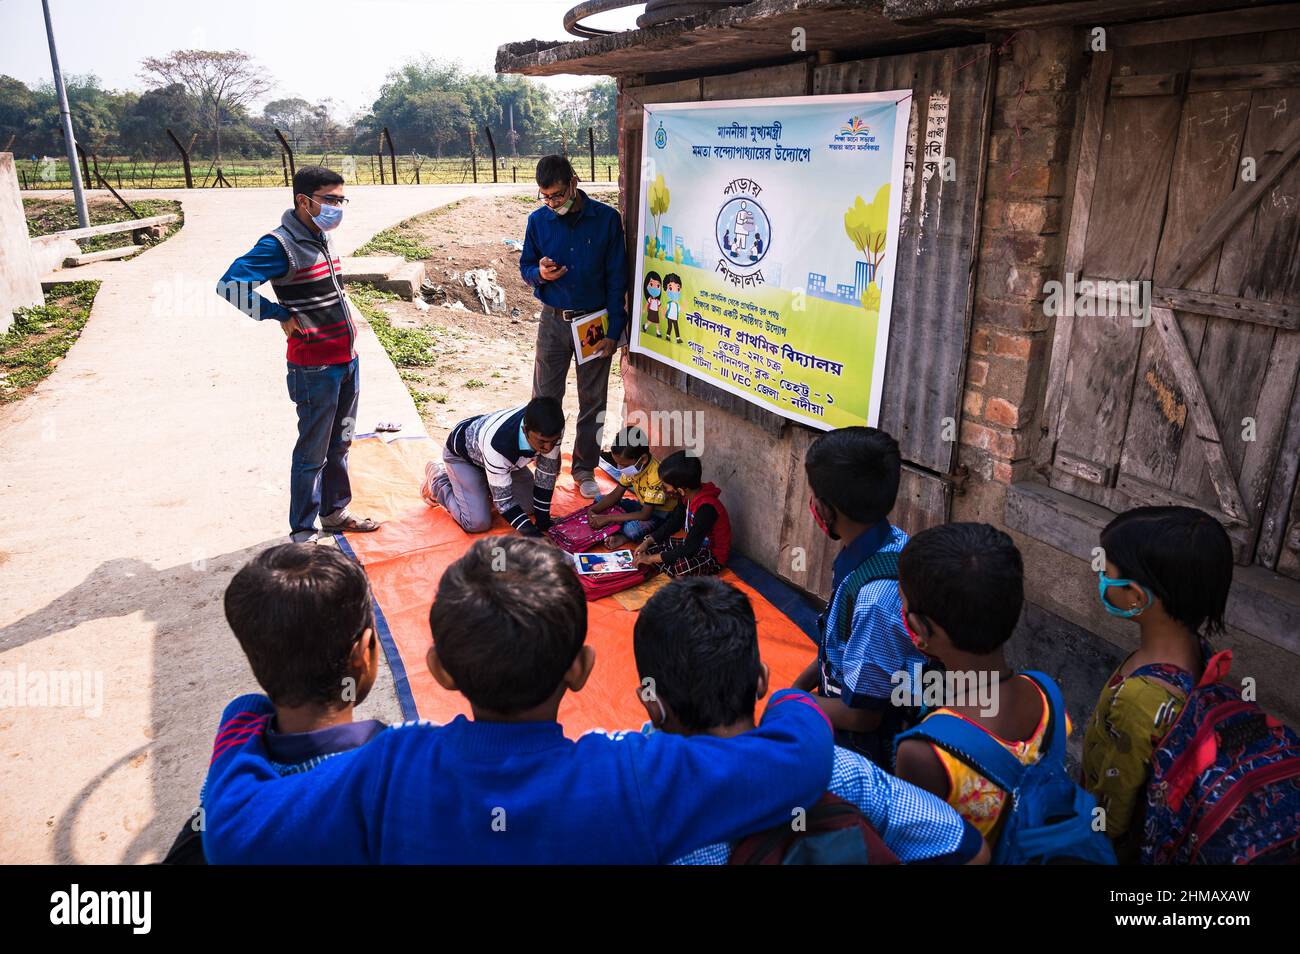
[1149, 305, 1249, 523]
[1188, 61, 1300, 92]
[1119, 35, 1259, 495]
[1159, 125, 1300, 288]
[1052, 43, 1189, 507]
[1040, 51, 1111, 474]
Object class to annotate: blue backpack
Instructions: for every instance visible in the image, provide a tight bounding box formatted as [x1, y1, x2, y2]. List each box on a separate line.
[896, 672, 1117, 865]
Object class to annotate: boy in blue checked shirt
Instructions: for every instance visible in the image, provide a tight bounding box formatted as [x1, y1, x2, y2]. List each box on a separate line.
[164, 543, 387, 864]
[632, 577, 987, 865]
[792, 427, 930, 766]
[201, 536, 834, 864]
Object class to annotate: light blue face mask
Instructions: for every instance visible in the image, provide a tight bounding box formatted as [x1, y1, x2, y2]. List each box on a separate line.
[1097, 570, 1152, 618]
[647, 286, 661, 298]
[311, 200, 344, 231]
[666, 290, 681, 302]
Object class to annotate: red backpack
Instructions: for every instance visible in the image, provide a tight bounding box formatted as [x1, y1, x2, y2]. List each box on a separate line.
[1141, 650, 1300, 865]
[729, 793, 900, 865]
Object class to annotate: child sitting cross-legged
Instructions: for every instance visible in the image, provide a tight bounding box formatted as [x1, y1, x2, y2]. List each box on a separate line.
[586, 425, 678, 548]
[632, 450, 731, 578]
[633, 576, 989, 865]
[200, 536, 835, 863]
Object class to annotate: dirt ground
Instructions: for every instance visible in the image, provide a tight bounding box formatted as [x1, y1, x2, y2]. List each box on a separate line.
[363, 190, 626, 442]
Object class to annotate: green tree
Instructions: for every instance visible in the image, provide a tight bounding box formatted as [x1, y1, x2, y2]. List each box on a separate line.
[648, 172, 670, 253]
[139, 50, 272, 160]
[844, 183, 891, 273]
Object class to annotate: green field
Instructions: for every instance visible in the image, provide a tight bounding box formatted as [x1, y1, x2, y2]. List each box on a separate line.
[14, 154, 622, 191]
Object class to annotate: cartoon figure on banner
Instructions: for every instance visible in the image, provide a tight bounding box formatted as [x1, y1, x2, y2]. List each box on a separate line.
[642, 271, 663, 338]
[715, 196, 771, 267]
[663, 273, 683, 344]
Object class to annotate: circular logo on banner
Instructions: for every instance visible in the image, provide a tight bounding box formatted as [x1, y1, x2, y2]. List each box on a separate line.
[654, 121, 667, 149]
[715, 197, 771, 266]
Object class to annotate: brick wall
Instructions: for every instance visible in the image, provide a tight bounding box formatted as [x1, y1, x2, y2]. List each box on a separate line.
[954, 28, 1084, 519]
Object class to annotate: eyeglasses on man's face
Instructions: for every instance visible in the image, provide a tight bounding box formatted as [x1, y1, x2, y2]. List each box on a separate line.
[537, 183, 571, 205]
[308, 193, 348, 206]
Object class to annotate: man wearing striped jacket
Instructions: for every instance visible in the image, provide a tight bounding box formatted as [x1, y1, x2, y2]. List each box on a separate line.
[216, 166, 380, 543]
[423, 398, 565, 537]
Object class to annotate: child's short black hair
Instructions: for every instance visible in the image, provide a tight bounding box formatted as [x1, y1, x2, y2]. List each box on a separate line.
[1100, 506, 1233, 637]
[611, 425, 649, 459]
[523, 396, 564, 437]
[633, 577, 761, 732]
[535, 154, 576, 189]
[293, 165, 344, 198]
[429, 537, 587, 714]
[805, 426, 900, 525]
[659, 450, 701, 489]
[224, 544, 374, 708]
[898, 522, 1024, 655]
[664, 272, 682, 289]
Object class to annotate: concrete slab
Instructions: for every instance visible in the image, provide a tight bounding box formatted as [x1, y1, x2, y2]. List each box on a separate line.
[340, 256, 427, 300]
[0, 182, 533, 863]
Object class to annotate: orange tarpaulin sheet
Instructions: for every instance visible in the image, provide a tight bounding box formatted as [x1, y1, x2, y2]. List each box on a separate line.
[340, 435, 815, 736]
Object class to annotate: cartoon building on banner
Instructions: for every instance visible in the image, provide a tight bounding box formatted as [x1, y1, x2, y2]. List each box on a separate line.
[631, 93, 910, 431]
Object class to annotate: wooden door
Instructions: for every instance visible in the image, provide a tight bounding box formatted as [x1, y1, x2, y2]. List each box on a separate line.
[1043, 27, 1300, 577]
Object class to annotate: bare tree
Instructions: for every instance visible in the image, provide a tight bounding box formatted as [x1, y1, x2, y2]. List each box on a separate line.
[139, 50, 272, 161]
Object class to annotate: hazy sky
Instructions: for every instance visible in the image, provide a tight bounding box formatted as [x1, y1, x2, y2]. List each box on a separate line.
[0, 0, 642, 118]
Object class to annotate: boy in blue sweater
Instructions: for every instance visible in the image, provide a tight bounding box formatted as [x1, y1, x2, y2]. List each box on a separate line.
[631, 577, 987, 865]
[165, 543, 387, 863]
[202, 536, 834, 864]
[792, 427, 930, 766]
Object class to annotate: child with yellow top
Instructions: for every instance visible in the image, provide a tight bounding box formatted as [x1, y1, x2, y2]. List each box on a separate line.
[587, 425, 677, 548]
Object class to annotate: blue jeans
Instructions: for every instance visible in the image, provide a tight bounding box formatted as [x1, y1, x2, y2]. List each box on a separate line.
[619, 502, 670, 542]
[286, 357, 359, 536]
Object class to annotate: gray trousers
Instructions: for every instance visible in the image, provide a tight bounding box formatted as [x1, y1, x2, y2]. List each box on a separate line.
[435, 448, 535, 533]
[532, 304, 613, 477]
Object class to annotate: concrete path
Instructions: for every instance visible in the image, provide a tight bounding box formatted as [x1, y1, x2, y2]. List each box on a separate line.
[0, 183, 531, 863]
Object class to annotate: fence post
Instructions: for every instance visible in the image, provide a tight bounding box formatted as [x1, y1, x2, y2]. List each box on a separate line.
[513, 165, 517, 183]
[75, 143, 91, 190]
[273, 128, 296, 186]
[383, 127, 397, 185]
[469, 127, 478, 184]
[588, 126, 595, 181]
[484, 126, 498, 184]
[377, 132, 386, 184]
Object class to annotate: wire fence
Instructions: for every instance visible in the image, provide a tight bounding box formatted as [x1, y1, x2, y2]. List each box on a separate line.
[9, 126, 621, 191]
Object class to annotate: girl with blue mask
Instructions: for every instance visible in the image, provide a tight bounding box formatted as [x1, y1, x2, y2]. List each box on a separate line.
[1080, 506, 1234, 862]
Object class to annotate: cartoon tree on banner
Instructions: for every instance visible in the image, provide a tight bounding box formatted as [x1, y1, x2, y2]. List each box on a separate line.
[845, 183, 890, 311]
[648, 173, 671, 258]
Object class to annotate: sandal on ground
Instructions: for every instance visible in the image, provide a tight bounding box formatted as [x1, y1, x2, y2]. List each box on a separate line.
[321, 509, 381, 533]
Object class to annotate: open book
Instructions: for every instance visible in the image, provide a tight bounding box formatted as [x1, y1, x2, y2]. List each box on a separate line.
[570, 549, 636, 575]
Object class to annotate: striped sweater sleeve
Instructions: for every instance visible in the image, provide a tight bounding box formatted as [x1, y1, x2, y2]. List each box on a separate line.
[532, 448, 561, 524]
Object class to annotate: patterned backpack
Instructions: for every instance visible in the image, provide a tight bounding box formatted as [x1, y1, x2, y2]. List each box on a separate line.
[1141, 649, 1300, 865]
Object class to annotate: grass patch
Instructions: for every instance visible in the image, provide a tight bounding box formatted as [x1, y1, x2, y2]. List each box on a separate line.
[23, 197, 183, 256]
[1, 281, 100, 403]
[464, 379, 486, 390]
[347, 282, 437, 368]
[354, 229, 434, 261]
[355, 202, 462, 261]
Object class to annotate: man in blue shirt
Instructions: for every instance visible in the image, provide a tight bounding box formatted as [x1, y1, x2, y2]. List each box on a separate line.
[521, 155, 628, 499]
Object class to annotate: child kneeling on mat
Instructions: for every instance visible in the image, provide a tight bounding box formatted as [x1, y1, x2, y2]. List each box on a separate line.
[632, 450, 731, 578]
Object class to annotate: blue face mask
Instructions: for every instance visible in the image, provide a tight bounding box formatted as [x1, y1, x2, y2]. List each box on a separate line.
[1097, 571, 1152, 618]
[666, 290, 681, 302]
[311, 200, 344, 231]
[647, 286, 661, 298]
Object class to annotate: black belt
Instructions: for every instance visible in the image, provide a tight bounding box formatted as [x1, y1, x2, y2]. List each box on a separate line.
[549, 306, 597, 323]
